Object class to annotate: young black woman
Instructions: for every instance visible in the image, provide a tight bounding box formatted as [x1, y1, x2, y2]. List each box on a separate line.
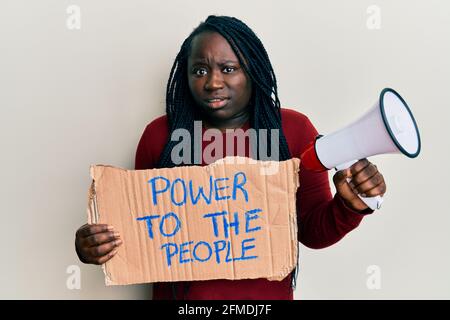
[75, 15, 386, 300]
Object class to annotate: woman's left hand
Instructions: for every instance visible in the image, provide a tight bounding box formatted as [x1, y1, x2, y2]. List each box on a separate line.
[333, 158, 387, 212]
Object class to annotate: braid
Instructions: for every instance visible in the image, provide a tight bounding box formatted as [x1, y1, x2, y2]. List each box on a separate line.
[156, 15, 297, 290]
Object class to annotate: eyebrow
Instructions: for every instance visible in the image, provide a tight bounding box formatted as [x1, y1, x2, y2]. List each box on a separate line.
[191, 59, 239, 65]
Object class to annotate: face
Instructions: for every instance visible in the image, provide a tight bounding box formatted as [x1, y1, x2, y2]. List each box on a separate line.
[187, 31, 252, 127]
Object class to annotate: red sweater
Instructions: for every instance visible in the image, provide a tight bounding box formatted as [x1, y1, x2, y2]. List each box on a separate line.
[134, 108, 371, 300]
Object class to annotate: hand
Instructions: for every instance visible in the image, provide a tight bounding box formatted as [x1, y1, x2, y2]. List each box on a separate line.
[333, 158, 387, 212]
[75, 223, 122, 265]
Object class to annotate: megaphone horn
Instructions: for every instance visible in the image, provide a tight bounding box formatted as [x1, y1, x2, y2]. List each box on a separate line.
[300, 88, 421, 210]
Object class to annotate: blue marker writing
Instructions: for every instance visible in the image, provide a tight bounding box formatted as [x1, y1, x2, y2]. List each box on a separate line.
[136, 215, 160, 239]
[232, 172, 248, 202]
[193, 241, 213, 262]
[161, 243, 178, 267]
[159, 212, 181, 237]
[148, 176, 170, 206]
[245, 208, 262, 233]
[137, 212, 181, 238]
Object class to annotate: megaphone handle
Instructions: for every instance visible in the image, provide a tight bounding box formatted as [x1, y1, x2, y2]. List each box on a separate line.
[335, 160, 383, 210]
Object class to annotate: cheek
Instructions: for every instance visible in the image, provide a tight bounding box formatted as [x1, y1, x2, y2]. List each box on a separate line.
[188, 78, 203, 99]
[234, 75, 252, 102]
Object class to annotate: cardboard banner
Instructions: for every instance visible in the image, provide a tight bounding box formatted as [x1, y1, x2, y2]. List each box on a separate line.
[87, 156, 300, 285]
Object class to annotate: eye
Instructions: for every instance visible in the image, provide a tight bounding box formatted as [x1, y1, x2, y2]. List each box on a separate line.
[193, 68, 207, 76]
[223, 66, 236, 73]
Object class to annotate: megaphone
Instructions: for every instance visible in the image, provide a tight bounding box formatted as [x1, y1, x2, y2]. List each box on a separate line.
[300, 88, 421, 210]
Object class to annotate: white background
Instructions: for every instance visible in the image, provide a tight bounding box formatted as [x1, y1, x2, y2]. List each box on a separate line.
[1, 0, 449, 299]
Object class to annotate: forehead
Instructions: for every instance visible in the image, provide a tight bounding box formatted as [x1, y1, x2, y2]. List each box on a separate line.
[189, 31, 238, 62]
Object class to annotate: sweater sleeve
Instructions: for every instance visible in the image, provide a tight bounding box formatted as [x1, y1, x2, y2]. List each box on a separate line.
[296, 116, 372, 249]
[135, 124, 155, 170]
[134, 115, 169, 170]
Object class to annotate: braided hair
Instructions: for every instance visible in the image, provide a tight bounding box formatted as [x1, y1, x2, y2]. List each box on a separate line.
[158, 15, 298, 293]
[158, 15, 291, 168]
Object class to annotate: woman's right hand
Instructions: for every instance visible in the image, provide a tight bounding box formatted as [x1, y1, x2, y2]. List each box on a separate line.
[75, 223, 122, 265]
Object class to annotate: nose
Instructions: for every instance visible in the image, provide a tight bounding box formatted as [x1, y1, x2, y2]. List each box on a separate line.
[204, 69, 224, 91]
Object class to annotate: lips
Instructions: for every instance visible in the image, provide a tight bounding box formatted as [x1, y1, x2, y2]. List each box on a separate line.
[204, 97, 229, 109]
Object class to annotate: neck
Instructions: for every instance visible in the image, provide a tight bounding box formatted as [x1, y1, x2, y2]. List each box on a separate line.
[203, 110, 250, 132]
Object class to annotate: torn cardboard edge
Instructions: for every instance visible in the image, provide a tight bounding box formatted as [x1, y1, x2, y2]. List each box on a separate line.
[87, 156, 300, 286]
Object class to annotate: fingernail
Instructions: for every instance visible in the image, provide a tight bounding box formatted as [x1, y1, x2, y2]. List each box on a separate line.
[109, 249, 118, 257]
[113, 232, 120, 238]
[115, 239, 123, 246]
[361, 193, 367, 197]
[107, 225, 114, 231]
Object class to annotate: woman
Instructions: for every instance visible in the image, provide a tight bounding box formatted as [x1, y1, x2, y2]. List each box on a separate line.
[75, 15, 386, 300]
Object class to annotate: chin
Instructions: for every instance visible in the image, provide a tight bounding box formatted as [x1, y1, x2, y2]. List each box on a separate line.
[202, 105, 231, 117]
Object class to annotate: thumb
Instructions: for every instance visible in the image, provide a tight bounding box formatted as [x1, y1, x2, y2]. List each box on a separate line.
[333, 168, 352, 187]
